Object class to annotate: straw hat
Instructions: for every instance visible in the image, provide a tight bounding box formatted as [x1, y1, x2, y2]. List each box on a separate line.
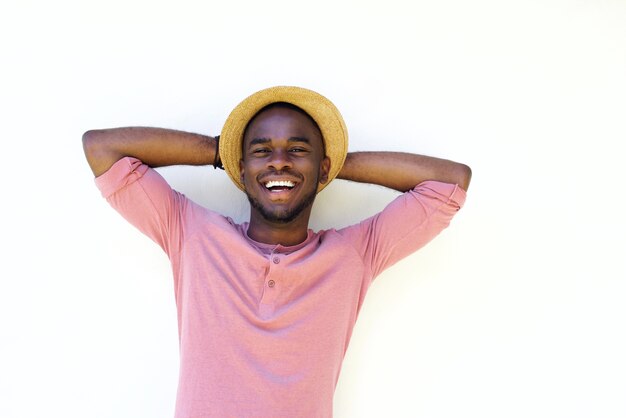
[219, 86, 348, 192]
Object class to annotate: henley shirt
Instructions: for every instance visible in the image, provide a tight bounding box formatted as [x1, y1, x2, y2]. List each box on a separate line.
[95, 157, 466, 418]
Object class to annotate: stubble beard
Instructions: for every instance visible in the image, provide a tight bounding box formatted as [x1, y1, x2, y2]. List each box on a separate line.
[245, 185, 318, 224]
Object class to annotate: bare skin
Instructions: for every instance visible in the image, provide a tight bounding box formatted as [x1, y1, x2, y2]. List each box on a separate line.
[338, 151, 471, 193]
[82, 127, 219, 177]
[239, 107, 330, 246]
[83, 111, 471, 246]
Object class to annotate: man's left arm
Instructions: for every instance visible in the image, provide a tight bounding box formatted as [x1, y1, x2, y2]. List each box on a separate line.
[336, 151, 471, 192]
[336, 152, 470, 279]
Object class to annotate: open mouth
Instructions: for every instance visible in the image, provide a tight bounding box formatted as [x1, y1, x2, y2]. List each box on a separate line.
[264, 180, 296, 193]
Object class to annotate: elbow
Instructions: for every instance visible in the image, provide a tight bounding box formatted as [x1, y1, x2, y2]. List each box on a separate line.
[82, 129, 107, 160]
[82, 129, 100, 149]
[82, 129, 97, 155]
[82, 129, 112, 177]
[457, 163, 472, 191]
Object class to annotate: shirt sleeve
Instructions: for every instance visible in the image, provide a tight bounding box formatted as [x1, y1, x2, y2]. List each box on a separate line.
[94, 157, 186, 257]
[337, 181, 466, 279]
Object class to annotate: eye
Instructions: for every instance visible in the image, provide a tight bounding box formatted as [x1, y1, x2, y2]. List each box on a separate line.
[252, 148, 271, 154]
[289, 147, 308, 153]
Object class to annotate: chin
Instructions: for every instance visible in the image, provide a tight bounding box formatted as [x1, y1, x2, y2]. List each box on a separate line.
[246, 188, 317, 224]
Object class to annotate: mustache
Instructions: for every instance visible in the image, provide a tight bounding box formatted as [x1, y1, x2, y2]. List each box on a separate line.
[257, 170, 303, 183]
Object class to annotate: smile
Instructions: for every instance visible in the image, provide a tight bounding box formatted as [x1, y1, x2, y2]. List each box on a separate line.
[264, 180, 296, 192]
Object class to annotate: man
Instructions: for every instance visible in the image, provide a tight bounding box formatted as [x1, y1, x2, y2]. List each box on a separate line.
[83, 86, 471, 418]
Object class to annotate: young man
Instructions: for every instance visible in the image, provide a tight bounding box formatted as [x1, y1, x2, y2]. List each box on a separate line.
[83, 86, 471, 418]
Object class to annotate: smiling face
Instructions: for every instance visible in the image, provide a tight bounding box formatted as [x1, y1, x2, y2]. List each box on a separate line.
[239, 104, 330, 225]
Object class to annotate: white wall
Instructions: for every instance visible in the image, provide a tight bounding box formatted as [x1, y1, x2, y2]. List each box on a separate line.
[2, 0, 625, 417]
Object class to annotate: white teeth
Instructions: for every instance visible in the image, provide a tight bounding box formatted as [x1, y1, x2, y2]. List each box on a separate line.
[265, 180, 295, 189]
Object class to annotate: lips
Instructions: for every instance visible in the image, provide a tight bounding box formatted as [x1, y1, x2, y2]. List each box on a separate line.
[265, 180, 295, 191]
[259, 174, 302, 194]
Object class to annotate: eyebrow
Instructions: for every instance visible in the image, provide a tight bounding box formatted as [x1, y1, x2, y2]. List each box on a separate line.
[248, 137, 311, 147]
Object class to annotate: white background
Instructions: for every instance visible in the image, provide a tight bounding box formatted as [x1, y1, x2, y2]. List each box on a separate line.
[2, 0, 625, 417]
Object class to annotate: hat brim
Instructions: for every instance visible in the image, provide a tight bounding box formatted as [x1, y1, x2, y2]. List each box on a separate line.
[220, 86, 348, 192]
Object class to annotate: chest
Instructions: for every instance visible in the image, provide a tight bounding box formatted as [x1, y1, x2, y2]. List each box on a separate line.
[177, 234, 369, 325]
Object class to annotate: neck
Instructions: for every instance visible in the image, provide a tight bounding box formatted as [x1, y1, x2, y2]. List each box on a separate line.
[247, 213, 311, 247]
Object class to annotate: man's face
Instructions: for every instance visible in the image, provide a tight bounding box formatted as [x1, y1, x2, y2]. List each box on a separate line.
[239, 106, 330, 224]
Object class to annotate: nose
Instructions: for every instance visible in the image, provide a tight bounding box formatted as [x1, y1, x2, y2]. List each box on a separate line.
[267, 148, 293, 171]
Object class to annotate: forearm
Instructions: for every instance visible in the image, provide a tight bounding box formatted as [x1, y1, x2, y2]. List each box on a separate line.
[337, 151, 471, 192]
[82, 127, 218, 177]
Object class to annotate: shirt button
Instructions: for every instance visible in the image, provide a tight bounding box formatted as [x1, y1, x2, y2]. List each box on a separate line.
[268, 280, 275, 288]
[272, 257, 280, 264]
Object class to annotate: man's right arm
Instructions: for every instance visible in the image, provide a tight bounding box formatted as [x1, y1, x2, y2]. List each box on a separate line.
[82, 127, 219, 177]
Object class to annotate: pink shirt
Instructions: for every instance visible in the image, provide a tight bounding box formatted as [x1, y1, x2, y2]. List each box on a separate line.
[96, 157, 466, 418]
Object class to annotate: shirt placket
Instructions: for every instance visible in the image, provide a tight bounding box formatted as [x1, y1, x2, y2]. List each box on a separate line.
[259, 251, 285, 319]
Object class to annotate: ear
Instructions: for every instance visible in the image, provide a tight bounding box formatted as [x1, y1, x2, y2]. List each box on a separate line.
[318, 156, 331, 184]
[239, 159, 245, 183]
